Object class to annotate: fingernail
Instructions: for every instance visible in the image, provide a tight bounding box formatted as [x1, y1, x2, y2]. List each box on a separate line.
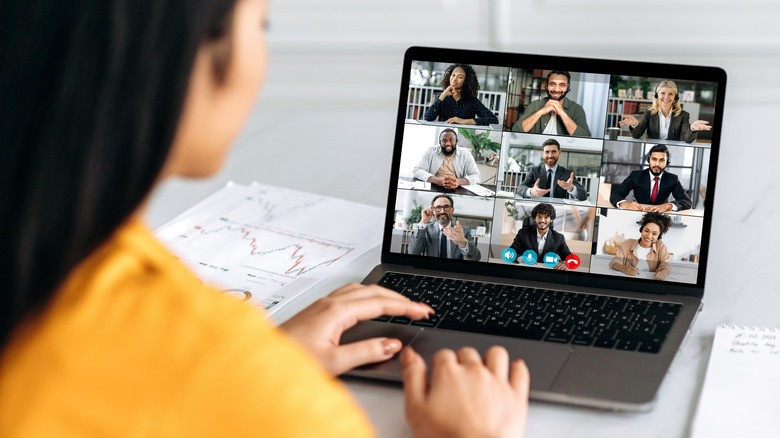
[382, 338, 401, 355]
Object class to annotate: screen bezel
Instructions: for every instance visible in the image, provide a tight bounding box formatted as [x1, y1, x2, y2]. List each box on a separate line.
[381, 46, 727, 299]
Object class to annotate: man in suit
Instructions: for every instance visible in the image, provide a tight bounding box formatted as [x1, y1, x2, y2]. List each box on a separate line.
[610, 144, 692, 212]
[408, 194, 480, 261]
[517, 138, 588, 201]
[509, 202, 570, 270]
[510, 70, 591, 137]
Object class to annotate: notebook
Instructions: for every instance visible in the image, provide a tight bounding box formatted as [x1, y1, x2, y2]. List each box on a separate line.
[691, 324, 780, 437]
[341, 46, 727, 411]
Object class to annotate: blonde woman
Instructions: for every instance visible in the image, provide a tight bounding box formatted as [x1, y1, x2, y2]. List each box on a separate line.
[619, 80, 711, 143]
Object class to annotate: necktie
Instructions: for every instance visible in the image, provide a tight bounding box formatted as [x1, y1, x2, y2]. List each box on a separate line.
[440, 229, 448, 258]
[651, 177, 659, 204]
[547, 169, 554, 198]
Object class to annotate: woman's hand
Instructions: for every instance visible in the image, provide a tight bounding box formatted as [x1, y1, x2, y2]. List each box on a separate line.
[691, 120, 712, 131]
[618, 115, 639, 127]
[402, 346, 530, 438]
[280, 283, 433, 376]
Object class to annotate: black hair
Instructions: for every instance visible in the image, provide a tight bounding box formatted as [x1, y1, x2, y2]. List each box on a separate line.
[531, 202, 556, 221]
[542, 138, 561, 151]
[441, 64, 480, 99]
[431, 195, 454, 208]
[639, 212, 672, 239]
[0, 0, 239, 348]
[439, 128, 458, 143]
[546, 70, 571, 85]
[647, 144, 671, 164]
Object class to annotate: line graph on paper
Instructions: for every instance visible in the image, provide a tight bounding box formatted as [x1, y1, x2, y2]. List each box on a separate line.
[155, 183, 384, 314]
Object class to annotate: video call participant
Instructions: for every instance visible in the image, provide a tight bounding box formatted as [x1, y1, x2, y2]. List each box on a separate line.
[610, 144, 692, 212]
[517, 138, 587, 201]
[409, 195, 481, 261]
[424, 63, 499, 126]
[618, 80, 712, 143]
[412, 128, 481, 189]
[509, 202, 571, 270]
[609, 212, 672, 281]
[511, 70, 591, 137]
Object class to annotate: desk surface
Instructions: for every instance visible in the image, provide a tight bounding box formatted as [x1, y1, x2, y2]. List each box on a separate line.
[605, 135, 711, 148]
[147, 103, 780, 438]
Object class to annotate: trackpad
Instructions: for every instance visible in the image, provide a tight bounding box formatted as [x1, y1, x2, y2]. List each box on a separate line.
[409, 330, 572, 391]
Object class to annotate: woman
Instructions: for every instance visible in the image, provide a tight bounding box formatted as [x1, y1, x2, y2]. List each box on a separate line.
[424, 63, 499, 126]
[609, 212, 672, 281]
[618, 80, 711, 143]
[0, 0, 529, 436]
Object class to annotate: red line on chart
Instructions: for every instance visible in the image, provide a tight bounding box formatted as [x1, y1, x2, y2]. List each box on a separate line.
[192, 224, 353, 276]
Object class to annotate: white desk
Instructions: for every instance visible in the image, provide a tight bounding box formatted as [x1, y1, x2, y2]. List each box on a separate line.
[146, 102, 780, 438]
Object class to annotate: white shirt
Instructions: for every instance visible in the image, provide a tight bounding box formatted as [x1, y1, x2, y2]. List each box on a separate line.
[416, 221, 471, 256]
[658, 110, 671, 140]
[616, 170, 678, 211]
[536, 229, 548, 256]
[635, 244, 652, 272]
[523, 164, 579, 199]
[542, 115, 558, 135]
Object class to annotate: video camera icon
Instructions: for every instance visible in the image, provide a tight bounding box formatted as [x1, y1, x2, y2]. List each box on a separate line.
[543, 252, 559, 268]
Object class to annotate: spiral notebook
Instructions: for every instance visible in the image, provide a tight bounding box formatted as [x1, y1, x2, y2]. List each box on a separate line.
[691, 324, 780, 437]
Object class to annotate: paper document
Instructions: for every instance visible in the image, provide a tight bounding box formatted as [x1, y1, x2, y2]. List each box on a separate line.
[156, 182, 383, 316]
[690, 324, 780, 438]
[397, 179, 431, 191]
[463, 184, 495, 197]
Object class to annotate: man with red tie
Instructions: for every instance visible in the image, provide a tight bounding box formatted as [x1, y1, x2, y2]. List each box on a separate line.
[609, 144, 692, 212]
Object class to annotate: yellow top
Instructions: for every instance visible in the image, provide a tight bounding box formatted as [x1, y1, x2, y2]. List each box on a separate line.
[0, 220, 374, 437]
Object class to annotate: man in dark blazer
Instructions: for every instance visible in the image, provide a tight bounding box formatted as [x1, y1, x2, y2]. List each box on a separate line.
[517, 138, 588, 201]
[509, 202, 571, 270]
[610, 144, 692, 212]
[408, 194, 480, 261]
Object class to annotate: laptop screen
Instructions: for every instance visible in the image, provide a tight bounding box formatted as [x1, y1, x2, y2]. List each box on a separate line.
[384, 47, 725, 293]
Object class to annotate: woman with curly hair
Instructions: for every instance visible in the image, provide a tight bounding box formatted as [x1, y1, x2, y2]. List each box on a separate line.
[618, 80, 712, 143]
[609, 212, 673, 280]
[424, 63, 498, 126]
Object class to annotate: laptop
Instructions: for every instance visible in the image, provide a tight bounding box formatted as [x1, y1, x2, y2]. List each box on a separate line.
[342, 46, 726, 412]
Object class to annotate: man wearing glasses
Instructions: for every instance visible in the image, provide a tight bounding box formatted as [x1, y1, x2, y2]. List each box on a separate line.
[409, 195, 481, 261]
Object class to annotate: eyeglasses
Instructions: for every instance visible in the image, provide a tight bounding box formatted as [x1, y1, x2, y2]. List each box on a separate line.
[432, 205, 452, 212]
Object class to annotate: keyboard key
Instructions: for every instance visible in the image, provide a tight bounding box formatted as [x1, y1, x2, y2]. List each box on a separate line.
[594, 338, 616, 349]
[616, 340, 639, 351]
[375, 273, 678, 351]
[390, 316, 412, 325]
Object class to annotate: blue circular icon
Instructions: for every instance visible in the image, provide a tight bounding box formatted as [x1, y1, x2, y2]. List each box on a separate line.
[543, 252, 560, 268]
[501, 247, 517, 263]
[521, 250, 538, 265]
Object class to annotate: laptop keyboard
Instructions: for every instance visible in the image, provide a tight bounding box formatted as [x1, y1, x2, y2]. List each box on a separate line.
[374, 272, 681, 354]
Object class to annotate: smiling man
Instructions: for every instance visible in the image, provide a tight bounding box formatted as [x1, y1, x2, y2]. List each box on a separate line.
[412, 128, 481, 190]
[517, 138, 587, 201]
[610, 144, 692, 212]
[509, 202, 571, 270]
[511, 70, 591, 137]
[408, 195, 480, 261]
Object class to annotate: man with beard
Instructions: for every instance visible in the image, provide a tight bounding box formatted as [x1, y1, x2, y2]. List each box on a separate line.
[412, 128, 481, 190]
[408, 195, 481, 261]
[610, 144, 692, 212]
[511, 70, 591, 137]
[509, 202, 570, 270]
[517, 138, 588, 201]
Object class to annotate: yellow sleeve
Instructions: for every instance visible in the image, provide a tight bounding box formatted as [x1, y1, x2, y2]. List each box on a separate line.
[157, 299, 376, 437]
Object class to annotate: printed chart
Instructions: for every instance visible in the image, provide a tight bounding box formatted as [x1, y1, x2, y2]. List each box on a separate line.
[156, 182, 383, 315]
